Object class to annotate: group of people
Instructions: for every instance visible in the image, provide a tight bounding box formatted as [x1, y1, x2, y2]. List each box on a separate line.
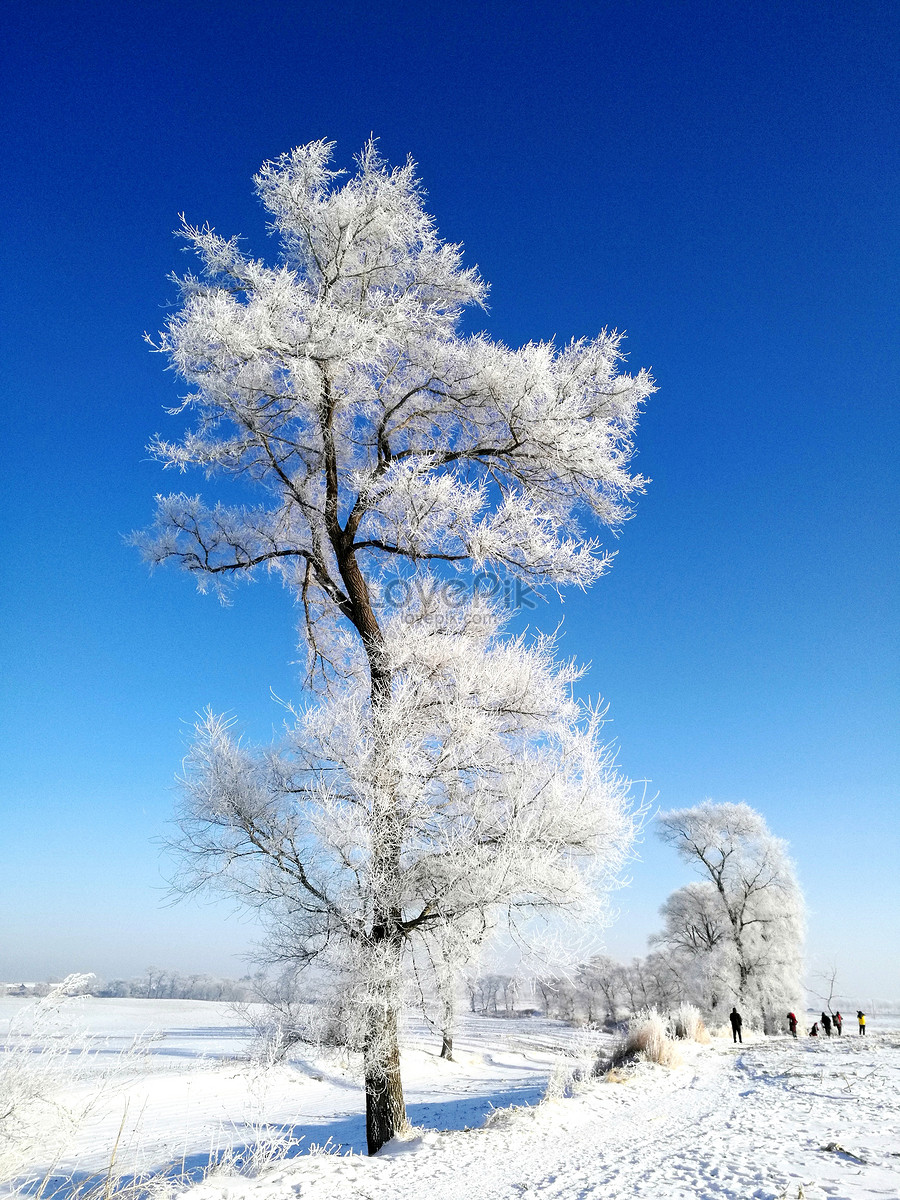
[727, 1007, 869, 1043]
[787, 1009, 867, 1037]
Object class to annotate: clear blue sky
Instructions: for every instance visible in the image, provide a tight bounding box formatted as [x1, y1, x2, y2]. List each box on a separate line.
[1, 0, 897, 1001]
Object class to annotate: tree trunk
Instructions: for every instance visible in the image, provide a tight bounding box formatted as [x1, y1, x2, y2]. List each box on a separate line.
[438, 976, 455, 1061]
[364, 1004, 408, 1154]
[328, 503, 409, 1154]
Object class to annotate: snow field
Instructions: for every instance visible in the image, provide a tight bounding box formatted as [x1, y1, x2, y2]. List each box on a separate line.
[2, 1000, 899, 1200]
[0, 1000, 568, 1191]
[186, 1034, 900, 1200]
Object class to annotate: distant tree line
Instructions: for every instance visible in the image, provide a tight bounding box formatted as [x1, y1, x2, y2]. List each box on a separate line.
[461, 955, 684, 1026]
[0, 971, 257, 1002]
[93, 968, 257, 1001]
[531, 954, 690, 1024]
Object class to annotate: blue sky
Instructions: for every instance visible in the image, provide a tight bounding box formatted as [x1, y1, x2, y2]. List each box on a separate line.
[1, 0, 897, 1001]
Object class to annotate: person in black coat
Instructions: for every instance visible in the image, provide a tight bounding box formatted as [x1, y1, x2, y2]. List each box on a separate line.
[821, 1012, 832, 1037]
[729, 1007, 743, 1044]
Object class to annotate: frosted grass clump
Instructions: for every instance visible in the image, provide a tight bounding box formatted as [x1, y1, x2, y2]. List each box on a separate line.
[602, 1009, 682, 1071]
[670, 1003, 710, 1043]
[0, 975, 99, 1182]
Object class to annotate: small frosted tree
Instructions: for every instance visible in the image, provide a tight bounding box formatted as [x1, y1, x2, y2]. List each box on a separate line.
[656, 802, 804, 1029]
[136, 139, 653, 1151]
[651, 881, 732, 1013]
[575, 953, 622, 1023]
[416, 910, 490, 1061]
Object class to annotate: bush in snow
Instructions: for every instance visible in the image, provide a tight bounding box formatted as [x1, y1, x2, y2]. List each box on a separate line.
[603, 1009, 682, 1072]
[235, 969, 355, 1066]
[670, 1003, 710, 1043]
[627, 1009, 683, 1067]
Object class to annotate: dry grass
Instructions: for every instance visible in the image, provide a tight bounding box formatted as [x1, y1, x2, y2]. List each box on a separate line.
[627, 1011, 683, 1067]
[601, 1009, 683, 1073]
[670, 1004, 711, 1044]
[7, 1123, 307, 1200]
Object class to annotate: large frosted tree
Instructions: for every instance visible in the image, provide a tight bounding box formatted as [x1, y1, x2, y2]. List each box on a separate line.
[136, 139, 653, 1151]
[656, 802, 805, 1028]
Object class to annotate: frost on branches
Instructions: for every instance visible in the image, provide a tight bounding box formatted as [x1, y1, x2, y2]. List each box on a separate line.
[135, 139, 653, 1152]
[655, 802, 805, 1030]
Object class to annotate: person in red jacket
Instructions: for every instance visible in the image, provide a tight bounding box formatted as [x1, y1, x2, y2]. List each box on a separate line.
[787, 1012, 798, 1038]
[834, 1011, 843, 1035]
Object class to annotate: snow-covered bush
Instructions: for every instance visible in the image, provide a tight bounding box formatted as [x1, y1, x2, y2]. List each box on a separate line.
[670, 1003, 710, 1043]
[627, 1010, 682, 1067]
[603, 1009, 682, 1071]
[539, 1026, 609, 1101]
[235, 969, 355, 1066]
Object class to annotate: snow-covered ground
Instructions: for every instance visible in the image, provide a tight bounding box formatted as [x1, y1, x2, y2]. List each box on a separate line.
[2, 998, 898, 1199]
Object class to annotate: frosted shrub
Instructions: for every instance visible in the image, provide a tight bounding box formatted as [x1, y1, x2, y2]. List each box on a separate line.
[670, 1003, 710, 1043]
[236, 970, 355, 1066]
[602, 1008, 682, 1072]
[541, 1050, 596, 1102]
[628, 1010, 682, 1067]
[203, 1126, 306, 1180]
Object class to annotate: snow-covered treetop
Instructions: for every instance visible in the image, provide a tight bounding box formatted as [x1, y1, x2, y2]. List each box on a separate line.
[658, 803, 792, 885]
[136, 139, 654, 686]
[657, 801, 803, 933]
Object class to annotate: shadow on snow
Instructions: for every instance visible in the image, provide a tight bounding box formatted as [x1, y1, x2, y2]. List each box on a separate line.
[11, 1083, 545, 1198]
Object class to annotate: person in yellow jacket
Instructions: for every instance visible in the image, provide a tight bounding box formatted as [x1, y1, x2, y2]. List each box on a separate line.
[857, 1009, 866, 1035]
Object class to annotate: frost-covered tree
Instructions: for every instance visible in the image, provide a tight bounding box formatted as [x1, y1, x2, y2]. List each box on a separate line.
[416, 911, 489, 1061]
[651, 881, 731, 1013]
[136, 139, 652, 1152]
[657, 882, 728, 959]
[575, 953, 622, 1023]
[656, 802, 804, 1029]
